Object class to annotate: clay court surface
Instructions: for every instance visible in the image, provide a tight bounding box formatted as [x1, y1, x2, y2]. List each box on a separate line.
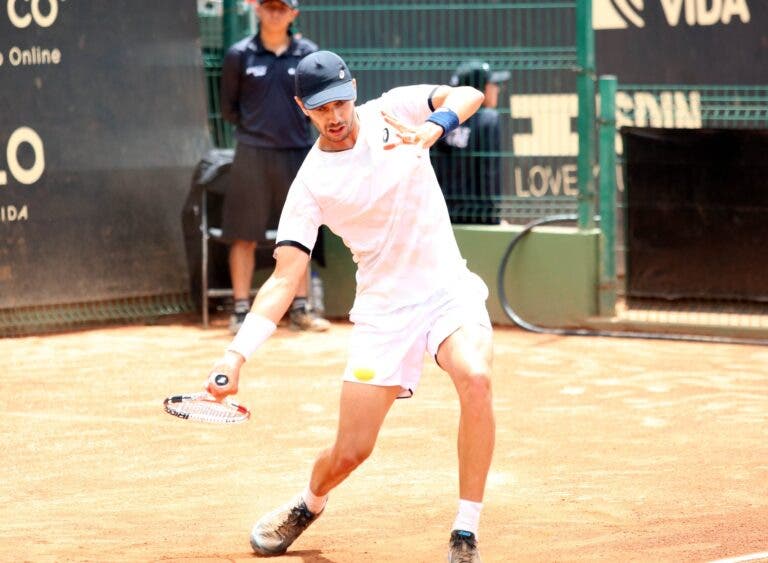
[2, 318, 767, 562]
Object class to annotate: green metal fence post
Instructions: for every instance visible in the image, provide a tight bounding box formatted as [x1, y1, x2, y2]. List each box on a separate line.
[598, 75, 618, 316]
[576, 0, 596, 230]
[222, 0, 239, 52]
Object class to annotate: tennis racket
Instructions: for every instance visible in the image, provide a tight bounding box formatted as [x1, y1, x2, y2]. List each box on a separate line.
[163, 374, 250, 424]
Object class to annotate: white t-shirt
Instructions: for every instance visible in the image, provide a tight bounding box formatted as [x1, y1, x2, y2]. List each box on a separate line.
[276, 84, 473, 316]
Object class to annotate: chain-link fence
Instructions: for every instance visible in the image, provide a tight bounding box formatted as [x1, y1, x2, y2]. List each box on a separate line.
[198, 0, 254, 147]
[596, 83, 768, 341]
[610, 85, 768, 280]
[200, 1, 586, 225]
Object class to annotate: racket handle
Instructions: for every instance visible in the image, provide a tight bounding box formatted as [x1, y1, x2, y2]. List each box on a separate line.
[206, 367, 235, 399]
[212, 373, 229, 387]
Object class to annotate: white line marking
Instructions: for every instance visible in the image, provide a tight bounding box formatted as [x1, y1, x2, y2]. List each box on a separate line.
[709, 552, 768, 563]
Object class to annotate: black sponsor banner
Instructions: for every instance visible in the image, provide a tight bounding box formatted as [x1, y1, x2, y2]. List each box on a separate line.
[624, 127, 768, 301]
[595, 0, 767, 84]
[0, 1, 210, 308]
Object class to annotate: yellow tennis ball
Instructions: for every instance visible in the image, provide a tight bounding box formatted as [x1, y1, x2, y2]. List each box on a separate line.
[353, 367, 375, 381]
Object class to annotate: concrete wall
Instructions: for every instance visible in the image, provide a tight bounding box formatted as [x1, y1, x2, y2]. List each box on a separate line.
[317, 225, 601, 327]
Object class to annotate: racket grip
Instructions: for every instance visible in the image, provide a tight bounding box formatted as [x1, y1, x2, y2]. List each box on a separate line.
[206, 365, 237, 398]
[212, 373, 229, 387]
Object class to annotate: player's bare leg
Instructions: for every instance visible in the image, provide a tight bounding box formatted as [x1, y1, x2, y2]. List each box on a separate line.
[438, 324, 494, 499]
[250, 382, 400, 555]
[309, 382, 401, 495]
[436, 324, 494, 562]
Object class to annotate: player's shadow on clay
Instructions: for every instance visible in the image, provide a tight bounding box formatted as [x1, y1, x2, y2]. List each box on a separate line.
[291, 550, 335, 562]
[244, 549, 335, 562]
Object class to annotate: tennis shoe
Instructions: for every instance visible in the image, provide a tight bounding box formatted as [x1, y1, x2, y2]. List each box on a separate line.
[289, 307, 330, 332]
[250, 495, 323, 556]
[448, 530, 482, 563]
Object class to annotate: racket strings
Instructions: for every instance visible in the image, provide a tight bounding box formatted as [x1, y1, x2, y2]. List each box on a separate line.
[184, 400, 243, 423]
[164, 394, 249, 424]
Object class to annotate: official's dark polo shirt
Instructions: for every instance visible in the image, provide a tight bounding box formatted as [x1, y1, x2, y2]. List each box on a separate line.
[221, 34, 317, 149]
[431, 108, 502, 224]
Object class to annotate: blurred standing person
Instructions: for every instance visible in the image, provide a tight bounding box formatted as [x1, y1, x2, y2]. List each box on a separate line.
[431, 60, 510, 225]
[220, 0, 330, 333]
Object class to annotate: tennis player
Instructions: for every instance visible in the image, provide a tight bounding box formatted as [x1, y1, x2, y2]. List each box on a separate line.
[207, 50, 495, 562]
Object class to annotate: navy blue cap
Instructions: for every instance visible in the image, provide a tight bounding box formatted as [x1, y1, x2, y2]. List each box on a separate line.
[295, 51, 356, 110]
[259, 0, 299, 8]
[450, 60, 510, 90]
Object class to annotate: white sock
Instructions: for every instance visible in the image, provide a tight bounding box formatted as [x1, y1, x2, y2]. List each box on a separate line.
[302, 485, 327, 514]
[452, 499, 483, 537]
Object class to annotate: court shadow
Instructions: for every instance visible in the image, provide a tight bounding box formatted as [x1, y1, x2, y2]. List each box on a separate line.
[286, 549, 335, 562]
[164, 548, 334, 562]
[174, 550, 334, 562]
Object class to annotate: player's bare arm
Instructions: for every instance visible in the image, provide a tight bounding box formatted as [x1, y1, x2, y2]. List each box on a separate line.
[248, 245, 310, 323]
[381, 85, 484, 150]
[207, 245, 310, 398]
[429, 85, 485, 121]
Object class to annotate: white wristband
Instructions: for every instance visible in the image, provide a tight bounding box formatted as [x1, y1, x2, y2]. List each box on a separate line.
[226, 313, 277, 361]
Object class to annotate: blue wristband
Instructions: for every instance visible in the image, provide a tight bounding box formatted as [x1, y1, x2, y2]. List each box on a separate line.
[426, 107, 460, 138]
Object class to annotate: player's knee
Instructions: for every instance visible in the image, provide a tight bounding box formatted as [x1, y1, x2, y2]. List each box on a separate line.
[455, 366, 492, 407]
[332, 444, 373, 475]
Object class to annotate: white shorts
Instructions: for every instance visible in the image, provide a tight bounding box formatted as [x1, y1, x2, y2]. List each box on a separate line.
[343, 273, 492, 398]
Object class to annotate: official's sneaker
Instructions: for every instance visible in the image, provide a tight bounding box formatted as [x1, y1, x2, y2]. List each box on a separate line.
[289, 308, 331, 332]
[229, 311, 247, 334]
[250, 496, 323, 556]
[448, 530, 482, 563]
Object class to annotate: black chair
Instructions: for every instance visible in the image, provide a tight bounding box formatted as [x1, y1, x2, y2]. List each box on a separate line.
[183, 149, 276, 328]
[199, 185, 277, 328]
[184, 149, 328, 328]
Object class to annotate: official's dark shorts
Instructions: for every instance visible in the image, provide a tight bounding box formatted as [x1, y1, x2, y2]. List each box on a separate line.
[221, 144, 309, 243]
